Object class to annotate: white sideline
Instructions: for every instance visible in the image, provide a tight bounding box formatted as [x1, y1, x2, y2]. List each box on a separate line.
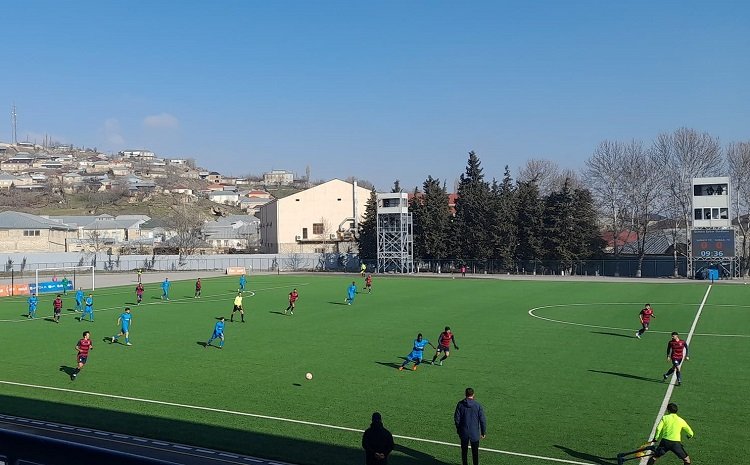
[0, 380, 593, 465]
[639, 285, 711, 465]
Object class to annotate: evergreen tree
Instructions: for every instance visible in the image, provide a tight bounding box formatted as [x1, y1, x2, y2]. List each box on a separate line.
[453, 151, 492, 260]
[412, 176, 452, 261]
[571, 187, 604, 261]
[489, 166, 518, 270]
[356, 188, 378, 259]
[391, 180, 402, 193]
[542, 179, 577, 272]
[515, 180, 544, 270]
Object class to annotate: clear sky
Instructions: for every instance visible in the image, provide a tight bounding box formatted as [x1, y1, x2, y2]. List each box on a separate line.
[2, 1, 748, 191]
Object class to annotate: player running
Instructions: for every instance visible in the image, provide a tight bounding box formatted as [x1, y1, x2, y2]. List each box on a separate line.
[206, 317, 226, 349]
[75, 287, 85, 312]
[431, 326, 459, 366]
[72, 331, 93, 380]
[399, 333, 436, 371]
[111, 307, 133, 346]
[230, 291, 245, 323]
[52, 294, 63, 323]
[285, 288, 299, 315]
[365, 274, 373, 294]
[345, 281, 357, 305]
[161, 278, 170, 301]
[663, 332, 689, 386]
[135, 283, 144, 305]
[27, 293, 39, 319]
[81, 294, 94, 322]
[636, 303, 655, 339]
[647, 402, 694, 465]
[194, 278, 202, 298]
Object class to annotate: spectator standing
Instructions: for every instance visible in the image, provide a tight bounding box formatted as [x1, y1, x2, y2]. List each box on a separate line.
[362, 412, 394, 465]
[454, 387, 487, 465]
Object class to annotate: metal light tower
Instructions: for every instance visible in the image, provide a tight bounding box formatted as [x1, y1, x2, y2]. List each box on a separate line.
[376, 192, 414, 273]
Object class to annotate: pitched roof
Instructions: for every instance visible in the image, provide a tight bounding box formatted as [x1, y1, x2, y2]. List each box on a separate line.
[0, 211, 77, 230]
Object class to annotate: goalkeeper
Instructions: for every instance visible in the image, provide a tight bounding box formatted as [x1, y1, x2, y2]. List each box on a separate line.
[647, 402, 694, 464]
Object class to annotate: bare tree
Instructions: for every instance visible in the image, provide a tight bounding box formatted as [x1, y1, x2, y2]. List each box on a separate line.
[165, 205, 206, 265]
[727, 141, 750, 276]
[585, 141, 629, 262]
[519, 159, 562, 196]
[652, 128, 723, 275]
[621, 141, 661, 277]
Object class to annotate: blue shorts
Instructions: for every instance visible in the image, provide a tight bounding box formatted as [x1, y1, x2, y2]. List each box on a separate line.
[212, 332, 224, 339]
[84, 307, 93, 313]
[78, 355, 88, 364]
[407, 351, 423, 362]
[120, 326, 130, 334]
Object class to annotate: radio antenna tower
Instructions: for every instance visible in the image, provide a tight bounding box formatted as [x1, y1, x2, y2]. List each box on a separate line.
[11, 103, 17, 144]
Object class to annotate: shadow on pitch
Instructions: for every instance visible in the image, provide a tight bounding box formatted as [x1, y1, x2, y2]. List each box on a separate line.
[327, 301, 351, 306]
[588, 370, 661, 384]
[196, 341, 208, 348]
[375, 361, 405, 370]
[58, 365, 76, 378]
[268, 311, 287, 316]
[590, 331, 635, 339]
[554, 445, 617, 465]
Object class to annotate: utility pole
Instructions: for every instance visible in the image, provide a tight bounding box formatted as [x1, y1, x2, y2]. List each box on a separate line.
[11, 103, 17, 144]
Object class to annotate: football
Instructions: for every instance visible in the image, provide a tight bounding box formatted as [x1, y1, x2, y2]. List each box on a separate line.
[305, 372, 313, 380]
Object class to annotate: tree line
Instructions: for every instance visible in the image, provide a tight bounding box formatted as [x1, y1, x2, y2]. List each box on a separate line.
[357, 128, 750, 276]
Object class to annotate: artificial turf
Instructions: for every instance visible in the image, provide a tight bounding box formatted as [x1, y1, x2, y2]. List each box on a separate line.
[0, 274, 746, 464]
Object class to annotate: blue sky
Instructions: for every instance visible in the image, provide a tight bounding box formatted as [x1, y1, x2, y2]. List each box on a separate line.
[2, 1, 748, 191]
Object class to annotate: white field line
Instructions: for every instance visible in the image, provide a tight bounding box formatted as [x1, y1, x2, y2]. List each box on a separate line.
[0, 380, 593, 465]
[638, 285, 711, 465]
[527, 301, 749, 338]
[0, 283, 310, 323]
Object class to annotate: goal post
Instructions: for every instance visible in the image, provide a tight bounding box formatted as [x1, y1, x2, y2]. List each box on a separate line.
[34, 266, 95, 295]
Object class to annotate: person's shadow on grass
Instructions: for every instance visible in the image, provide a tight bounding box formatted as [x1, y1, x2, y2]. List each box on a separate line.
[375, 361, 403, 370]
[327, 301, 350, 306]
[269, 311, 287, 316]
[588, 369, 662, 384]
[590, 331, 635, 338]
[393, 444, 451, 464]
[554, 445, 617, 465]
[59, 365, 76, 378]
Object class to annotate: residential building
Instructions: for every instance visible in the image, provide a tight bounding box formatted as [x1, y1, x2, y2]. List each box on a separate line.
[202, 215, 260, 251]
[263, 169, 294, 186]
[259, 179, 370, 253]
[207, 191, 240, 206]
[0, 211, 77, 252]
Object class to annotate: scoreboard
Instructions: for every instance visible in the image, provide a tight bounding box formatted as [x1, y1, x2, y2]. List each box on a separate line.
[691, 229, 735, 258]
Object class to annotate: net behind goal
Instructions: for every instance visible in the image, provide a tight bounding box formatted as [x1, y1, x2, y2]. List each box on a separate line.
[33, 266, 95, 295]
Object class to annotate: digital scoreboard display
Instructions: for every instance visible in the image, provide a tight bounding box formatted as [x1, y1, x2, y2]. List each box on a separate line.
[692, 229, 735, 258]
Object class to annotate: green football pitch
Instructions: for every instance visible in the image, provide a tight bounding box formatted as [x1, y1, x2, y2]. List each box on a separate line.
[0, 274, 747, 465]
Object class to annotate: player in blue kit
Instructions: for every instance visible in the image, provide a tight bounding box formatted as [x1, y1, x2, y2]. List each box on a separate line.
[206, 317, 225, 349]
[27, 293, 39, 319]
[80, 294, 94, 322]
[161, 278, 170, 301]
[75, 287, 85, 312]
[111, 307, 133, 346]
[345, 281, 357, 305]
[399, 333, 436, 371]
[239, 274, 247, 292]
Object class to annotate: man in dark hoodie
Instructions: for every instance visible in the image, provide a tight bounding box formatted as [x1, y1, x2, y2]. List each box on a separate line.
[454, 387, 487, 465]
[362, 412, 394, 465]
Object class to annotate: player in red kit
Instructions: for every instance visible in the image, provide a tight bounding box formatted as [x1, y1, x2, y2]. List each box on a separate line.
[636, 303, 655, 339]
[365, 274, 373, 294]
[663, 332, 689, 386]
[52, 294, 63, 323]
[194, 278, 202, 298]
[431, 326, 459, 366]
[285, 288, 299, 315]
[72, 331, 93, 380]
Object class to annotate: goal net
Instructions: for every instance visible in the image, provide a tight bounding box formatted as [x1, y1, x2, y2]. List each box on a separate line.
[34, 266, 95, 295]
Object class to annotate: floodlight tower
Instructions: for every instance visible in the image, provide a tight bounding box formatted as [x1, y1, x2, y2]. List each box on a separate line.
[376, 192, 414, 273]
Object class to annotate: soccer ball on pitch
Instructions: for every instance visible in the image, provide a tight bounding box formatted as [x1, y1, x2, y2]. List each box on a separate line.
[305, 372, 313, 380]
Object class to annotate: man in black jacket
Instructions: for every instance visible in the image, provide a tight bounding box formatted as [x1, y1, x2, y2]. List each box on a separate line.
[362, 412, 394, 464]
[454, 387, 487, 465]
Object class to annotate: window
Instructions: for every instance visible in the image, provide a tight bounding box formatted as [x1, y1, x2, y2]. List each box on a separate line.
[313, 223, 324, 235]
[694, 209, 703, 220]
[314, 247, 325, 253]
[720, 208, 729, 219]
[302, 228, 308, 239]
[23, 230, 41, 237]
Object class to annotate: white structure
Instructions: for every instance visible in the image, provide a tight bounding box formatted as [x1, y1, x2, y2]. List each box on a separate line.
[259, 179, 370, 254]
[692, 177, 731, 228]
[376, 192, 414, 273]
[120, 149, 155, 159]
[263, 169, 294, 186]
[690, 176, 737, 278]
